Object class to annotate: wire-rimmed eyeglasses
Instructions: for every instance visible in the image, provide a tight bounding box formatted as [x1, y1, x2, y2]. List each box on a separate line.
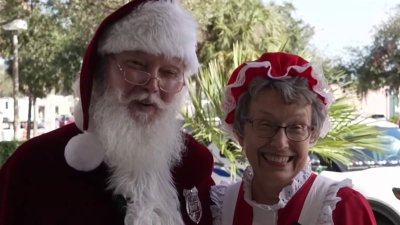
[114, 59, 185, 93]
[245, 118, 313, 142]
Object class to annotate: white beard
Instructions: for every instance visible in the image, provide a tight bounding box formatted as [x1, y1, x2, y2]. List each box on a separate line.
[92, 89, 186, 225]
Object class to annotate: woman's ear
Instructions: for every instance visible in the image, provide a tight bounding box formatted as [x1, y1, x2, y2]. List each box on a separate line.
[309, 131, 319, 145]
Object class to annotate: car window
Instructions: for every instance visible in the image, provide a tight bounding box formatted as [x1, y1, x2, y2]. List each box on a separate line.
[311, 134, 400, 172]
[378, 127, 400, 140]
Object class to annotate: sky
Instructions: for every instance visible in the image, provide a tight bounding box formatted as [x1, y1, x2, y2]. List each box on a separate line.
[273, 0, 399, 60]
[2, 1, 398, 64]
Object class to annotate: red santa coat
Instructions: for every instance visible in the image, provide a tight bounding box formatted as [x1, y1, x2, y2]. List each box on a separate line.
[0, 124, 214, 225]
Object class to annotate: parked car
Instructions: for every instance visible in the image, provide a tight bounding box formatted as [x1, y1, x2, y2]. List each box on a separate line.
[212, 165, 232, 185]
[321, 167, 400, 225]
[58, 114, 74, 127]
[315, 118, 400, 225]
[207, 142, 247, 185]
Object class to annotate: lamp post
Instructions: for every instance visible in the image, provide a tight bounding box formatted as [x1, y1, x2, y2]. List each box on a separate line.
[2, 19, 27, 140]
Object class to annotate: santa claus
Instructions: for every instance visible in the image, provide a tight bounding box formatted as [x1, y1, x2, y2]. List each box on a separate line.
[0, 1, 214, 225]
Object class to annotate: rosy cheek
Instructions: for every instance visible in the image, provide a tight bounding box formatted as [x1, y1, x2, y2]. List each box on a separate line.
[295, 153, 308, 169]
[160, 93, 176, 103]
[108, 74, 125, 90]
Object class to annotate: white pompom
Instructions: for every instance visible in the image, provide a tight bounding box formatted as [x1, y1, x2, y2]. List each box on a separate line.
[65, 132, 105, 171]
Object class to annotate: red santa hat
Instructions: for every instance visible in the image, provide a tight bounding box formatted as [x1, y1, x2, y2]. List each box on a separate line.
[65, 0, 199, 171]
[222, 52, 334, 139]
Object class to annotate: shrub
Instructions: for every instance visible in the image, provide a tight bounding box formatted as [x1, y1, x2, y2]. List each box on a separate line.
[0, 141, 22, 167]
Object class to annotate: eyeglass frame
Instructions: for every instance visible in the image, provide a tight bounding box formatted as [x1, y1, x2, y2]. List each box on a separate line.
[112, 56, 185, 93]
[244, 118, 314, 142]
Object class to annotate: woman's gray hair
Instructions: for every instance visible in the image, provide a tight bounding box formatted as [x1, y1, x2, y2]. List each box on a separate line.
[233, 76, 327, 144]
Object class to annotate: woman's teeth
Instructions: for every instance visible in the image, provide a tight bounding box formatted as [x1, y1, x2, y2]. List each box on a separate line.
[262, 154, 291, 163]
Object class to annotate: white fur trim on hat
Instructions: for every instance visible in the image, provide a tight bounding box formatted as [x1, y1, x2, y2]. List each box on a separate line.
[98, 1, 199, 76]
[65, 132, 105, 171]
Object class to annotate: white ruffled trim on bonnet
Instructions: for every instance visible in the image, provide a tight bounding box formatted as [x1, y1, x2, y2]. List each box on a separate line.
[222, 60, 334, 140]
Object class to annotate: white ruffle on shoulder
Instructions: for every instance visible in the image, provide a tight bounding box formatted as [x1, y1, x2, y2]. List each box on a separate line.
[210, 184, 227, 225]
[316, 177, 352, 225]
[210, 164, 352, 225]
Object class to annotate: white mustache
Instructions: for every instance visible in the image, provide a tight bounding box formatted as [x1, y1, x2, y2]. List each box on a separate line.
[116, 91, 168, 109]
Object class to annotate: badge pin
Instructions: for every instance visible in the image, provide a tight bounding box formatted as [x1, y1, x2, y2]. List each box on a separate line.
[183, 187, 202, 224]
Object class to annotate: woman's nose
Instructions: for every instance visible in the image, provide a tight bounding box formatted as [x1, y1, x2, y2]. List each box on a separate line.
[269, 128, 289, 150]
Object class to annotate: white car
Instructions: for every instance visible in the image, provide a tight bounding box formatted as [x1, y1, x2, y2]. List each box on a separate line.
[319, 118, 400, 225]
[321, 167, 400, 225]
[212, 165, 233, 185]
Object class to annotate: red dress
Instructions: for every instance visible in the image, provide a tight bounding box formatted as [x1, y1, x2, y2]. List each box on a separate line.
[211, 166, 377, 225]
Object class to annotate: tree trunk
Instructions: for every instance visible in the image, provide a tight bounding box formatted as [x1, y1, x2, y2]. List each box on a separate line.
[27, 95, 32, 139]
[33, 97, 37, 137]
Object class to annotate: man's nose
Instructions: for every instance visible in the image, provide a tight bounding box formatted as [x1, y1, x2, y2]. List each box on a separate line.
[143, 69, 160, 93]
[144, 77, 160, 93]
